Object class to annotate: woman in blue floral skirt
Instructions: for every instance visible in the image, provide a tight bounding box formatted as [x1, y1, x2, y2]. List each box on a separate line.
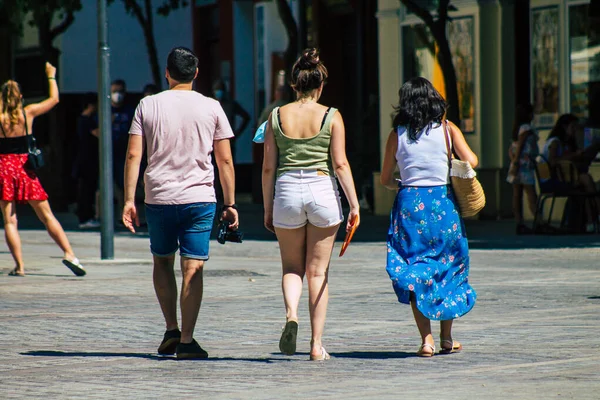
[380, 77, 478, 357]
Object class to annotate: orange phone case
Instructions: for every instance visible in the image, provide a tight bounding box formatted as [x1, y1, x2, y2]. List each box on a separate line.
[339, 215, 358, 257]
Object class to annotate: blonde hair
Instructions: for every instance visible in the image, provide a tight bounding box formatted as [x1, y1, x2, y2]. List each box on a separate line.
[0, 80, 22, 126]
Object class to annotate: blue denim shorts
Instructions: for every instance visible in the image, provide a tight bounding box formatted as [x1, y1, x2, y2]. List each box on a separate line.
[145, 202, 216, 260]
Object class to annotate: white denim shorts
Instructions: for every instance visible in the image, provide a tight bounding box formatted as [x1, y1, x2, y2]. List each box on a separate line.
[273, 169, 343, 229]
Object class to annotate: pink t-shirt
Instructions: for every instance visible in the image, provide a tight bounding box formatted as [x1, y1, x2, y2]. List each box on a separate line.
[129, 90, 234, 204]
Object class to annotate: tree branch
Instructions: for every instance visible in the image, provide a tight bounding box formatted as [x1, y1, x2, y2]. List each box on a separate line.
[49, 11, 75, 41]
[399, 0, 434, 29]
[123, 0, 147, 27]
[438, 0, 450, 23]
[144, 0, 153, 30]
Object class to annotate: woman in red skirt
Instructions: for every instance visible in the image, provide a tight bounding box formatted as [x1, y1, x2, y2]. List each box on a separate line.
[0, 63, 85, 277]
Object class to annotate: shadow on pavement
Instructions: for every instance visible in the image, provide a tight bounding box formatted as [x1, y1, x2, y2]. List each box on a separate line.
[22, 350, 165, 360]
[22, 350, 279, 363]
[331, 351, 415, 359]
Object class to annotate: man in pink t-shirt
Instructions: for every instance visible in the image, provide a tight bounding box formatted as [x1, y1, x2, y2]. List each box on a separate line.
[122, 47, 238, 360]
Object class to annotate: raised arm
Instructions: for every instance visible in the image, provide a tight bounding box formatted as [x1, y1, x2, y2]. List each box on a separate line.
[330, 111, 360, 232]
[24, 63, 59, 121]
[380, 129, 399, 190]
[261, 115, 278, 233]
[448, 121, 479, 168]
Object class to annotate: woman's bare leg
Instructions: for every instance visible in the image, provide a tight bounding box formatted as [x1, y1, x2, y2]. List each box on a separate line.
[275, 226, 307, 323]
[305, 223, 338, 358]
[512, 184, 524, 225]
[579, 173, 600, 222]
[410, 297, 434, 353]
[29, 200, 75, 260]
[523, 184, 538, 217]
[1, 200, 24, 273]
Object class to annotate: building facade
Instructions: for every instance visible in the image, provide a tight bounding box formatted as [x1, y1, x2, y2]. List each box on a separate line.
[375, 0, 600, 218]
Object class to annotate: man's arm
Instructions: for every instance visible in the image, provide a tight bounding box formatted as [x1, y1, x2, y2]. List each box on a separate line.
[122, 134, 143, 232]
[213, 138, 239, 229]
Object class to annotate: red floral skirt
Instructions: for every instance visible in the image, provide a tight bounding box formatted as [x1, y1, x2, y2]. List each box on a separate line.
[0, 154, 48, 203]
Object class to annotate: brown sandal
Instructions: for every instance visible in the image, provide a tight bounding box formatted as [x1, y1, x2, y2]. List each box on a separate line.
[439, 338, 462, 354]
[417, 343, 435, 357]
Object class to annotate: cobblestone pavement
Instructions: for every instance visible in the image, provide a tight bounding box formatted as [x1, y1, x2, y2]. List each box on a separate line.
[1, 224, 599, 399]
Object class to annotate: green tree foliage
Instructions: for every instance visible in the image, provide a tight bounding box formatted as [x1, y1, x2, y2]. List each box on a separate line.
[0, 0, 83, 63]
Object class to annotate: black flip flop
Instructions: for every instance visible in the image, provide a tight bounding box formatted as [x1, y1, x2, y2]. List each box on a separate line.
[8, 268, 25, 277]
[62, 258, 86, 277]
[279, 321, 298, 355]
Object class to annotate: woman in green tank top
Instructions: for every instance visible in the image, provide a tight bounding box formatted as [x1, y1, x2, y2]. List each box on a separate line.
[262, 48, 360, 361]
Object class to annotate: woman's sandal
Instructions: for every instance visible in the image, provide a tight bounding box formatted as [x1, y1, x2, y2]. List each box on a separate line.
[62, 258, 86, 277]
[439, 338, 462, 354]
[8, 268, 25, 277]
[416, 343, 436, 357]
[309, 346, 330, 361]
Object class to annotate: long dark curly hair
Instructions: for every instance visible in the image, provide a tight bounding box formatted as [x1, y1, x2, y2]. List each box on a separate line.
[548, 113, 578, 150]
[392, 77, 447, 141]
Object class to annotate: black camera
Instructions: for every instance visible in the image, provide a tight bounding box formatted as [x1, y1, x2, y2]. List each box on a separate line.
[217, 221, 243, 244]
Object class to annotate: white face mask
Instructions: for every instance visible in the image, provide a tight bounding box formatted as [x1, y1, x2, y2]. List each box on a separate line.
[111, 91, 124, 104]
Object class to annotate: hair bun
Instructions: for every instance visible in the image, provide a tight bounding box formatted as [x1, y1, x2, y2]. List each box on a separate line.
[298, 48, 320, 70]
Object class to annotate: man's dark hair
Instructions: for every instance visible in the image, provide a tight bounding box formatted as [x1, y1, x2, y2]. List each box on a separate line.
[82, 92, 97, 108]
[143, 83, 159, 95]
[167, 47, 198, 83]
[111, 79, 126, 90]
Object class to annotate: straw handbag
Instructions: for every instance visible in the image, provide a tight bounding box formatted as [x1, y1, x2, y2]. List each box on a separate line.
[443, 121, 485, 217]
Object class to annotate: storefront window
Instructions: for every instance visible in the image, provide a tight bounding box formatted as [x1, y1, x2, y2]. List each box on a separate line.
[402, 17, 475, 133]
[531, 7, 559, 128]
[569, 3, 600, 126]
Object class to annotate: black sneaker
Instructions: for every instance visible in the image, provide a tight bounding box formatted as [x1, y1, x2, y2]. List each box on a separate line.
[176, 339, 208, 360]
[157, 329, 181, 355]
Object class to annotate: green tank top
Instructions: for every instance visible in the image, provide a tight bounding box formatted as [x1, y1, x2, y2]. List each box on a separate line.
[271, 106, 337, 177]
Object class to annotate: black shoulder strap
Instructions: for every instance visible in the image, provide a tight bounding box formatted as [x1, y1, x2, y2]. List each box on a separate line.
[276, 107, 283, 132]
[23, 109, 29, 136]
[320, 107, 332, 130]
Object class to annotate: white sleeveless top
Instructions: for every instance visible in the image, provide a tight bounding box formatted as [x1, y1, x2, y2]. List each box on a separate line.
[395, 123, 451, 186]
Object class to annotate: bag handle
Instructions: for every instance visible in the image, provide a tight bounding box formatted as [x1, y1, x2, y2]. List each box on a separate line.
[22, 110, 37, 153]
[23, 109, 29, 136]
[442, 120, 453, 167]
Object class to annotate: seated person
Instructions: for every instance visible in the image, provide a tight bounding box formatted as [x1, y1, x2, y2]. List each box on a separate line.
[543, 114, 600, 230]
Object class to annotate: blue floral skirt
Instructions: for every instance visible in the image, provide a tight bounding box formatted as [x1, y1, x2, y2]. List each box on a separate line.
[386, 185, 476, 321]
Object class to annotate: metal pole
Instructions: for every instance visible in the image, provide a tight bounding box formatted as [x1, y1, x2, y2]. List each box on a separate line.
[97, 0, 114, 259]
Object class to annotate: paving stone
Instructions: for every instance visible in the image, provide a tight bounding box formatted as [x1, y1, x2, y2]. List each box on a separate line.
[0, 223, 599, 399]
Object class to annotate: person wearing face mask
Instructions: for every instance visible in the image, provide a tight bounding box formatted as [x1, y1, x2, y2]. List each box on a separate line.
[110, 79, 135, 220]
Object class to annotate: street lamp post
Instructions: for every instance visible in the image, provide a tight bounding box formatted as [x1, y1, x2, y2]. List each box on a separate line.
[97, 0, 114, 259]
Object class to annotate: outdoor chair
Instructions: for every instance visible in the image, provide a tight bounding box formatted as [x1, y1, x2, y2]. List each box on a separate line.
[555, 160, 600, 233]
[532, 156, 597, 233]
